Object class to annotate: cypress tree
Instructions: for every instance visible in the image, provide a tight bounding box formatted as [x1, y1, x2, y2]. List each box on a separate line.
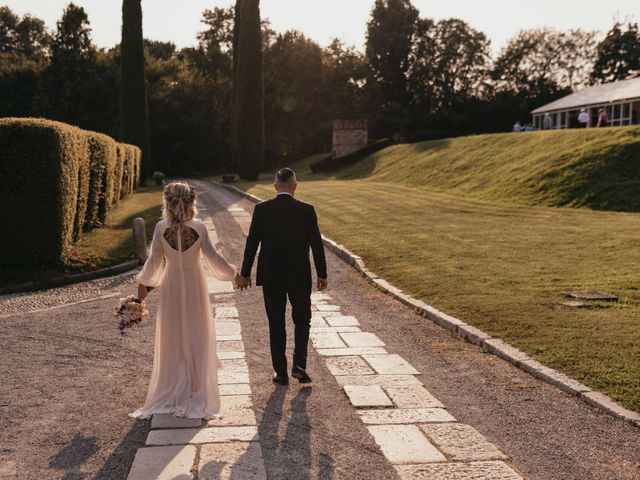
[120, 0, 152, 183]
[232, 0, 264, 180]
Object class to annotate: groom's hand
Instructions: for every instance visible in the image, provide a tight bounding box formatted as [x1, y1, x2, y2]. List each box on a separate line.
[235, 273, 248, 290]
[317, 277, 328, 291]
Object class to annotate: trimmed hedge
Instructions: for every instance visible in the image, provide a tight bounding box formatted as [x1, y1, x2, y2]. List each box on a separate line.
[0, 118, 141, 266]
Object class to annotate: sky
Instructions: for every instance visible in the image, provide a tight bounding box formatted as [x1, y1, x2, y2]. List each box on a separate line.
[6, 0, 640, 54]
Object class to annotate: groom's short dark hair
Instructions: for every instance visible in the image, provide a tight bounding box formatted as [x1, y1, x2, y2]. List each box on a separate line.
[276, 168, 296, 184]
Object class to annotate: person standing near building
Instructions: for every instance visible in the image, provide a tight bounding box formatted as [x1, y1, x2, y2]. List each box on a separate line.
[578, 108, 589, 128]
[543, 113, 554, 130]
[597, 108, 609, 127]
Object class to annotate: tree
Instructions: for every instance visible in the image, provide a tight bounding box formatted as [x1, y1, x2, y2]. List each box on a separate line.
[410, 18, 490, 123]
[120, 0, 152, 182]
[264, 31, 326, 166]
[0, 7, 49, 117]
[591, 22, 640, 84]
[365, 0, 419, 134]
[232, 0, 265, 180]
[34, 3, 102, 129]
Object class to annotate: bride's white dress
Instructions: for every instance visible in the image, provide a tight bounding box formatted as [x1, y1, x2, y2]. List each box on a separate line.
[130, 218, 236, 419]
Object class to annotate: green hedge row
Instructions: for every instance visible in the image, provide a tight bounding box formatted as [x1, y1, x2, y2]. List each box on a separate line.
[0, 118, 142, 266]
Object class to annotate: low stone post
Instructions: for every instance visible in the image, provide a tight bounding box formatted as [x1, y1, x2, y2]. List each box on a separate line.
[132, 217, 147, 264]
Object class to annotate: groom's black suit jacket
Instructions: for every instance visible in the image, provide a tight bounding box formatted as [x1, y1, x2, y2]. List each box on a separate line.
[241, 193, 327, 287]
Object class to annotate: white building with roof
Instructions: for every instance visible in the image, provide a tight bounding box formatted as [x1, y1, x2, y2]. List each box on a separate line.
[531, 76, 640, 129]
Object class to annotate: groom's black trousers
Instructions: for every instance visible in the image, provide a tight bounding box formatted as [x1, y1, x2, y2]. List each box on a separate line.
[262, 284, 312, 376]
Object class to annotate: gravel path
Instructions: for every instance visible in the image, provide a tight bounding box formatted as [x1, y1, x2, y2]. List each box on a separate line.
[0, 272, 136, 318]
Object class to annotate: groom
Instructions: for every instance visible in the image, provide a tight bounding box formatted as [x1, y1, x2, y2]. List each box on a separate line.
[238, 168, 327, 385]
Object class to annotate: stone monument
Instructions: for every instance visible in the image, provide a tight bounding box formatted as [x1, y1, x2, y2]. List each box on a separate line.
[332, 119, 368, 159]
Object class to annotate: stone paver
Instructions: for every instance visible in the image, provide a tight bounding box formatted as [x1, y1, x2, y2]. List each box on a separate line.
[362, 354, 420, 375]
[127, 445, 196, 480]
[325, 356, 375, 376]
[151, 414, 202, 429]
[340, 331, 385, 347]
[220, 359, 249, 374]
[315, 304, 341, 312]
[358, 408, 456, 424]
[218, 351, 245, 360]
[420, 423, 507, 461]
[367, 425, 446, 464]
[334, 374, 423, 388]
[316, 347, 388, 357]
[384, 386, 444, 408]
[310, 326, 361, 333]
[326, 315, 360, 326]
[310, 316, 328, 327]
[217, 340, 245, 352]
[207, 407, 257, 427]
[199, 442, 268, 480]
[394, 461, 523, 479]
[215, 306, 239, 318]
[219, 383, 252, 396]
[218, 371, 250, 384]
[217, 334, 242, 341]
[216, 322, 242, 335]
[344, 385, 394, 408]
[146, 426, 259, 446]
[310, 331, 348, 349]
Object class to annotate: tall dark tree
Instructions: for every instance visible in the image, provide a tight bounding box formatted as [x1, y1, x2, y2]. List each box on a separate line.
[410, 18, 490, 122]
[232, 0, 265, 180]
[120, 0, 152, 182]
[34, 3, 101, 128]
[0, 7, 49, 117]
[591, 22, 640, 84]
[365, 0, 419, 135]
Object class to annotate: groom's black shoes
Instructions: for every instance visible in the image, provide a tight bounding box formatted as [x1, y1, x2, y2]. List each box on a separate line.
[292, 365, 312, 384]
[272, 373, 289, 385]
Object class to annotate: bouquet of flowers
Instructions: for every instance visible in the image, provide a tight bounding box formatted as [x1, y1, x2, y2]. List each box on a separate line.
[114, 295, 149, 335]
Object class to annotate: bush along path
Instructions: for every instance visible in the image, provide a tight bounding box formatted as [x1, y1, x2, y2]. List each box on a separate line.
[183, 179, 640, 480]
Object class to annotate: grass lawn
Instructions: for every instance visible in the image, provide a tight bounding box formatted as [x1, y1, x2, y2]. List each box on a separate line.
[236, 155, 640, 412]
[68, 185, 164, 269]
[0, 185, 163, 288]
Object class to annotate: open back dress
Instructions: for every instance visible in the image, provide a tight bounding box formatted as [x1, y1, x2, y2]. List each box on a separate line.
[130, 218, 236, 419]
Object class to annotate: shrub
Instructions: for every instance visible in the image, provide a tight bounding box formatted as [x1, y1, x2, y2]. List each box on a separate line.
[113, 144, 126, 204]
[0, 118, 86, 265]
[0, 118, 142, 267]
[86, 132, 117, 230]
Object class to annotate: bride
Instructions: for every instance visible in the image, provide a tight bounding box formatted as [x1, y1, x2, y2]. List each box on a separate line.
[130, 181, 238, 419]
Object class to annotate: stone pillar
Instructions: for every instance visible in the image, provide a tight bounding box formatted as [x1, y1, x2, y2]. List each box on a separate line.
[332, 119, 368, 159]
[132, 217, 147, 264]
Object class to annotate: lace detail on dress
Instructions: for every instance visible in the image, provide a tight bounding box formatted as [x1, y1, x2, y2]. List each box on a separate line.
[163, 225, 199, 252]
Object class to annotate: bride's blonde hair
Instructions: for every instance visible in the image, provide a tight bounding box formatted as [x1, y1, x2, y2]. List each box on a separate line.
[162, 181, 197, 225]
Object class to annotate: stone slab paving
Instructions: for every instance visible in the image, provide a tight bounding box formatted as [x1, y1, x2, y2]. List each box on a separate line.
[325, 355, 375, 376]
[362, 353, 421, 375]
[198, 442, 267, 480]
[127, 215, 267, 480]
[339, 331, 386, 348]
[308, 295, 525, 480]
[343, 385, 394, 408]
[127, 445, 196, 480]
[420, 423, 508, 461]
[367, 425, 446, 463]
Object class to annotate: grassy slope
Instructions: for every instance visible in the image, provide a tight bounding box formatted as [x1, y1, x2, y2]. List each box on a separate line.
[240, 132, 640, 412]
[336, 127, 640, 211]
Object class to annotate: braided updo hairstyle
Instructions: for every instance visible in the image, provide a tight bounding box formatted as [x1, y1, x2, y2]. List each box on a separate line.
[162, 181, 197, 226]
